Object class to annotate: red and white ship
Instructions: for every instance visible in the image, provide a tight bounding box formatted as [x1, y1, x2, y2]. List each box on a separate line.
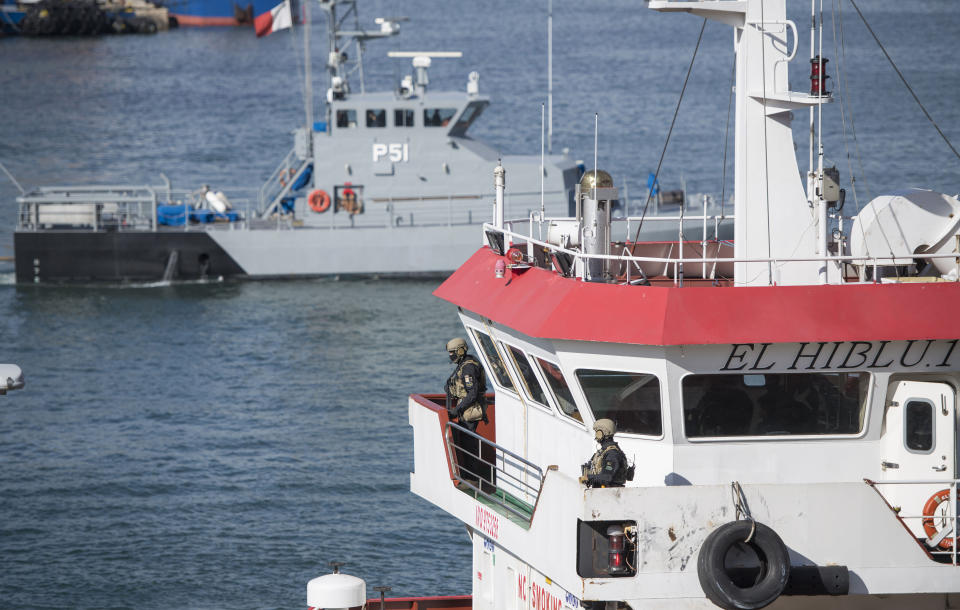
[308, 0, 960, 608]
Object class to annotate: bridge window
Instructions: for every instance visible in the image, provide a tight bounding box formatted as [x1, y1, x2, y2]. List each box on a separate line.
[576, 370, 662, 436]
[682, 372, 868, 438]
[471, 329, 514, 392]
[335, 109, 357, 129]
[395, 109, 414, 127]
[905, 399, 935, 453]
[424, 107, 457, 127]
[504, 344, 547, 407]
[536, 358, 581, 422]
[450, 101, 486, 136]
[366, 109, 386, 128]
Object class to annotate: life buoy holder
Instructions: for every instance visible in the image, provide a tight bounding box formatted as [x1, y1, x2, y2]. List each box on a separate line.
[697, 520, 790, 610]
[922, 489, 957, 550]
[309, 189, 331, 213]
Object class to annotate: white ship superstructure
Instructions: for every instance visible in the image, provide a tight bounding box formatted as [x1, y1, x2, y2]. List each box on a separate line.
[397, 1, 960, 609]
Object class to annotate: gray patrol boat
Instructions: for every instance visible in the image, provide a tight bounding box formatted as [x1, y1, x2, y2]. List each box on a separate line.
[14, 0, 582, 283]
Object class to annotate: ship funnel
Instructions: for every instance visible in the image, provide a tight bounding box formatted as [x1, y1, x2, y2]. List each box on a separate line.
[307, 563, 366, 610]
[578, 169, 616, 282]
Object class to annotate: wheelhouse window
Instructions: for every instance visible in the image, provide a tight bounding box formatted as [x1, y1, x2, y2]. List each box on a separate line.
[423, 107, 457, 127]
[395, 109, 414, 127]
[471, 329, 514, 392]
[905, 399, 935, 453]
[449, 101, 486, 136]
[504, 344, 547, 406]
[576, 370, 662, 436]
[336, 109, 357, 128]
[682, 372, 868, 438]
[536, 358, 581, 422]
[366, 109, 386, 127]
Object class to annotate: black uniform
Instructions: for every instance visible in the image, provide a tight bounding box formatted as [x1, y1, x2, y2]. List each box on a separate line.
[583, 438, 628, 488]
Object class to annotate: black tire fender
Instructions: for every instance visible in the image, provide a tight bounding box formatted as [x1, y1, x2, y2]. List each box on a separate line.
[697, 520, 790, 610]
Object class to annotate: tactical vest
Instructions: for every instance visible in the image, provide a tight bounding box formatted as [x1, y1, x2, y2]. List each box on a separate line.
[450, 356, 487, 421]
[588, 443, 628, 485]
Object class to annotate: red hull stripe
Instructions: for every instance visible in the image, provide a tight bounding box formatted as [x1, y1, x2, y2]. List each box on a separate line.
[171, 13, 244, 26]
[434, 247, 960, 346]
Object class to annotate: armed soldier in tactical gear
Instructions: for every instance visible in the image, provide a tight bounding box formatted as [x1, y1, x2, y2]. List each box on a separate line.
[444, 337, 488, 433]
[579, 419, 632, 488]
[444, 337, 489, 486]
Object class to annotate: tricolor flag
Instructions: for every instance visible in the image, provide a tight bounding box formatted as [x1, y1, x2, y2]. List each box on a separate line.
[255, 0, 292, 37]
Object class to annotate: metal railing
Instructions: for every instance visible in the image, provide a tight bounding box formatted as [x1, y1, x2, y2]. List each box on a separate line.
[868, 479, 958, 566]
[16, 185, 257, 233]
[490, 219, 960, 286]
[444, 421, 543, 523]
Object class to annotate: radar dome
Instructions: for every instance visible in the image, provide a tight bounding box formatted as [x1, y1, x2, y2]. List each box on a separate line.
[580, 169, 613, 190]
[307, 572, 367, 609]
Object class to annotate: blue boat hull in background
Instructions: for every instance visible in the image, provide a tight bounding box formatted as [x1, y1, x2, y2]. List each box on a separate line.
[161, 0, 287, 27]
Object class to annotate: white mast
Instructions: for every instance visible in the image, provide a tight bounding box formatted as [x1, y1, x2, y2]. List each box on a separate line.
[304, 0, 313, 158]
[816, 0, 827, 283]
[547, 0, 553, 155]
[650, 0, 830, 287]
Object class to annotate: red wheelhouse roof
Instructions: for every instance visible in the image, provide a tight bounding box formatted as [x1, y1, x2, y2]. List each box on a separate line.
[434, 247, 960, 346]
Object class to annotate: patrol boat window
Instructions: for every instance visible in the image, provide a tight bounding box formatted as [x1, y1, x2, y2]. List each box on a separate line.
[504, 344, 548, 407]
[366, 109, 386, 128]
[682, 372, 868, 438]
[905, 399, 935, 453]
[576, 370, 662, 436]
[471, 329, 514, 392]
[336, 109, 357, 128]
[449, 101, 486, 136]
[395, 109, 414, 127]
[424, 108, 457, 127]
[536, 358, 582, 422]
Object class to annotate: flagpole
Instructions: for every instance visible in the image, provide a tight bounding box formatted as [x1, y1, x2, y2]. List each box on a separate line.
[303, 0, 313, 158]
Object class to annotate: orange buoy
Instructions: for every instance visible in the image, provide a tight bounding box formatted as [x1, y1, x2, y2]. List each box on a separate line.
[308, 189, 331, 213]
[921, 489, 957, 550]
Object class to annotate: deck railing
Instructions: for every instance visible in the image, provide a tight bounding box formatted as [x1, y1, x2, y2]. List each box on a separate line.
[490, 217, 960, 285]
[16, 184, 570, 234]
[445, 421, 543, 524]
[867, 479, 958, 566]
[16, 185, 257, 233]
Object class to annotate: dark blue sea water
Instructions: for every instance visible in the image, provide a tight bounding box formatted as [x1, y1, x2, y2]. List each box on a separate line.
[1, 1, 959, 608]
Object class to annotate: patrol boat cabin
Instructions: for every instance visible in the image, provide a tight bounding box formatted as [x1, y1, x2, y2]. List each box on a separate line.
[404, 1, 960, 608]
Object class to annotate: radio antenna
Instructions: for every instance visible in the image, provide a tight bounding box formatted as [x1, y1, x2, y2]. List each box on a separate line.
[540, 103, 546, 221]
